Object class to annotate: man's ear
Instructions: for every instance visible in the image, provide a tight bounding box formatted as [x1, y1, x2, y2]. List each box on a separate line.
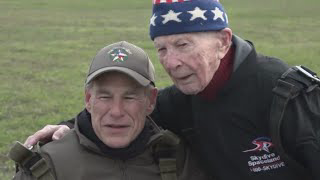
[85, 89, 92, 113]
[146, 87, 158, 115]
[218, 28, 232, 59]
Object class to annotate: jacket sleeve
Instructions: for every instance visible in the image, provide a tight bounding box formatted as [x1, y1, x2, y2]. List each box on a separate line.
[58, 118, 75, 129]
[151, 86, 192, 135]
[281, 88, 320, 179]
[57, 109, 90, 129]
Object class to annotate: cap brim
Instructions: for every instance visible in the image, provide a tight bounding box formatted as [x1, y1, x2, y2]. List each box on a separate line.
[86, 67, 151, 86]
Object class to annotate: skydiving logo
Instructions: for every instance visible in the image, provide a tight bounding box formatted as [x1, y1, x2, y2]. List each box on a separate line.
[243, 137, 285, 173]
[243, 137, 273, 153]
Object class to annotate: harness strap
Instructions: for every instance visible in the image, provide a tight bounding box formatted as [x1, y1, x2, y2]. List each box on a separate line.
[9, 141, 55, 180]
[159, 158, 177, 180]
[152, 130, 179, 180]
[270, 79, 307, 176]
[270, 65, 319, 179]
[29, 158, 54, 180]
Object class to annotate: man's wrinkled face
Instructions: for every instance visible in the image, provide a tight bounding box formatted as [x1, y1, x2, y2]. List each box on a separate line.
[154, 32, 224, 95]
[85, 72, 156, 148]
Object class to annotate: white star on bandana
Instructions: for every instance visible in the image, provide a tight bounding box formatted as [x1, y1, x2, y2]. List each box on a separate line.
[212, 7, 225, 22]
[162, 10, 182, 24]
[188, 7, 207, 21]
[150, 14, 157, 26]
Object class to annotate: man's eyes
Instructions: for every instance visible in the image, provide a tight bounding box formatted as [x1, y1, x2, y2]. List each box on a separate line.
[156, 42, 189, 53]
[157, 47, 166, 52]
[98, 96, 111, 100]
[97, 95, 137, 100]
[124, 97, 134, 100]
[177, 42, 187, 47]
[177, 42, 191, 49]
[124, 95, 138, 100]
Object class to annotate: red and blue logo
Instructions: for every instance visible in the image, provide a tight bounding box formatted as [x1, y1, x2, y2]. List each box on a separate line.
[243, 137, 274, 153]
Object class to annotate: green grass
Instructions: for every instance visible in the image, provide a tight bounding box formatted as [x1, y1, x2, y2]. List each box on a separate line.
[0, 0, 319, 179]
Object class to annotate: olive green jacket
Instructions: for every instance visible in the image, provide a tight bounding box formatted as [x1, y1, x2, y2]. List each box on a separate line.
[13, 119, 211, 180]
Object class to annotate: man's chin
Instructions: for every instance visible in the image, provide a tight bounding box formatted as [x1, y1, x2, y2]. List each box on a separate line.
[178, 87, 200, 95]
[102, 138, 131, 149]
[177, 84, 202, 95]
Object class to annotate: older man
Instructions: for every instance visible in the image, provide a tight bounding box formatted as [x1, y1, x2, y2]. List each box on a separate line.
[24, 0, 320, 180]
[10, 41, 209, 180]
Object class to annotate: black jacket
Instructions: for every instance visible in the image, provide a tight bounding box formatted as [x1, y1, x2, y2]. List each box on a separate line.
[150, 37, 320, 179]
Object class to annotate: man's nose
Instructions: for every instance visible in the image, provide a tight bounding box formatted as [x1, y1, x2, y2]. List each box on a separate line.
[109, 99, 124, 118]
[163, 50, 182, 70]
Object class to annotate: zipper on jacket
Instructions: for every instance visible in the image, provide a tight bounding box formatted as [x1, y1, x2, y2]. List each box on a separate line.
[117, 160, 128, 180]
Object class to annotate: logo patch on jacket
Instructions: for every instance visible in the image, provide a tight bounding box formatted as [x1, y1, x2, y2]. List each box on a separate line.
[243, 137, 273, 153]
[243, 137, 286, 173]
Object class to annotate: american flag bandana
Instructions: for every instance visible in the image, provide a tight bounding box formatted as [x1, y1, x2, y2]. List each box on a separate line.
[153, 0, 191, 4]
[149, 0, 228, 40]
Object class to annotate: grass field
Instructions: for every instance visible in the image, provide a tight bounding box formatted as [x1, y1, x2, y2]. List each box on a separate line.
[0, 0, 319, 179]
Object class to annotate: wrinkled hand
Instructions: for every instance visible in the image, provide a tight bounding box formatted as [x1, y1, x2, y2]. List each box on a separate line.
[24, 125, 70, 148]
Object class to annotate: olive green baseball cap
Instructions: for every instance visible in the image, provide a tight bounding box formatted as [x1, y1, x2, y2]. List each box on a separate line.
[86, 41, 155, 86]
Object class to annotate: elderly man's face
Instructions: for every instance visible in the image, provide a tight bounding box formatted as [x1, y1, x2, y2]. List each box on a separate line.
[154, 32, 228, 95]
[85, 72, 157, 148]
